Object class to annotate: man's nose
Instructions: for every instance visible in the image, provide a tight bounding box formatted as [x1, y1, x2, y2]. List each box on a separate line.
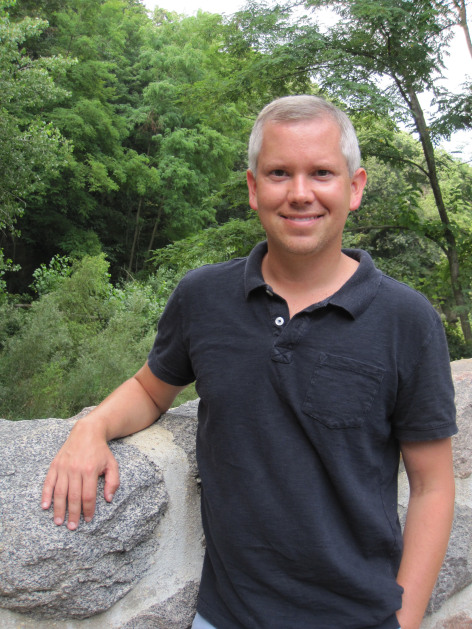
[288, 175, 315, 205]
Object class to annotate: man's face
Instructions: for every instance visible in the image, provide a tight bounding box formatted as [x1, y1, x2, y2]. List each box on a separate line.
[246, 117, 366, 261]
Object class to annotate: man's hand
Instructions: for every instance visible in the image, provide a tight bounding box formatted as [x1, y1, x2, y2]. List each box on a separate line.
[41, 418, 120, 530]
[40, 364, 186, 530]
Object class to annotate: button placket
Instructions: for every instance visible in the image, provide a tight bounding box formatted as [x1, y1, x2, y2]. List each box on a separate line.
[265, 286, 289, 335]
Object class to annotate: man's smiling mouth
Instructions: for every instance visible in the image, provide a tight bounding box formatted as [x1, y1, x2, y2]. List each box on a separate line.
[282, 215, 322, 221]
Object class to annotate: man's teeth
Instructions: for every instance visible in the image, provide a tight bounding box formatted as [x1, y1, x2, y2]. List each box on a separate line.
[287, 216, 317, 221]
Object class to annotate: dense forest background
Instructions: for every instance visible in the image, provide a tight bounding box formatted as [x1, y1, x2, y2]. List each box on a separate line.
[1, 0, 471, 420]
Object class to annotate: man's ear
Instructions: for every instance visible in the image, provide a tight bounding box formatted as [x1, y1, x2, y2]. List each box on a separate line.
[349, 167, 367, 212]
[246, 169, 258, 211]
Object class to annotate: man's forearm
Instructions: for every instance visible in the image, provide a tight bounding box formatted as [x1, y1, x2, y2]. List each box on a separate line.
[78, 362, 185, 441]
[81, 375, 163, 442]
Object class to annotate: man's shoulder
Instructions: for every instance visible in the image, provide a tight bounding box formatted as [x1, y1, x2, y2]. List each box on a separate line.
[186, 256, 247, 278]
[351, 249, 435, 312]
[374, 271, 444, 338]
[343, 250, 439, 326]
[379, 272, 436, 309]
[178, 256, 248, 293]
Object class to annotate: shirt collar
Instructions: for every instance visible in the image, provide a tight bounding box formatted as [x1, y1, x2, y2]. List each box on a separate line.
[244, 241, 269, 298]
[244, 242, 382, 319]
[328, 249, 383, 318]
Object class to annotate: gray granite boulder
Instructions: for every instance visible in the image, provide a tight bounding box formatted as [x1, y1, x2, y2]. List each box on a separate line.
[0, 416, 168, 619]
[0, 400, 203, 628]
[431, 359, 472, 611]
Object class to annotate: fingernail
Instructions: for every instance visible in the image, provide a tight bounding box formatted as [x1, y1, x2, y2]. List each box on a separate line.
[41, 502, 49, 509]
[85, 516, 92, 523]
[54, 517, 62, 525]
[67, 521, 77, 531]
[107, 493, 114, 501]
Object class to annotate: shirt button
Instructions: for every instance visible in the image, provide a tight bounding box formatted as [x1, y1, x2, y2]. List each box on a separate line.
[266, 288, 273, 297]
[275, 316, 285, 326]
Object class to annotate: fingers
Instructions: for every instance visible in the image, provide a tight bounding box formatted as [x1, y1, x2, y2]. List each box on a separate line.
[104, 457, 120, 504]
[66, 471, 88, 530]
[51, 467, 73, 527]
[41, 465, 58, 511]
[42, 468, 102, 530]
[82, 473, 99, 523]
[41, 446, 119, 530]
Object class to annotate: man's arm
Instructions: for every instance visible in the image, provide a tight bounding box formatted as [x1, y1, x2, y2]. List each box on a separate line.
[396, 437, 455, 629]
[41, 362, 186, 531]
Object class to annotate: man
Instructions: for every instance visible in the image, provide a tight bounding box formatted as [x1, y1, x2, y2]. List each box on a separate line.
[42, 95, 457, 629]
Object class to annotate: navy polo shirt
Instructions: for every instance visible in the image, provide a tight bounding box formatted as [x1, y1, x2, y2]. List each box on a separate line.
[148, 242, 457, 629]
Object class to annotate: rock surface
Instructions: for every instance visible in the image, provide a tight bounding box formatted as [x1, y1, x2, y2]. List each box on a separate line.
[0, 400, 203, 628]
[418, 359, 472, 628]
[0, 416, 168, 619]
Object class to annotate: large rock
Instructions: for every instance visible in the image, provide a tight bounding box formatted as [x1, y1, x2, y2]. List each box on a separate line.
[0, 415, 167, 619]
[0, 400, 203, 628]
[431, 359, 472, 612]
[452, 359, 472, 480]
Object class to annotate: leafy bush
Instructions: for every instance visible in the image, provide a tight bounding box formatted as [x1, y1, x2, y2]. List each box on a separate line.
[0, 254, 156, 419]
[0, 245, 212, 420]
[149, 217, 265, 276]
[30, 255, 73, 297]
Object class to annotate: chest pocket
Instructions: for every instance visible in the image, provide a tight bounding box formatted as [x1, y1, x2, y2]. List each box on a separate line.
[302, 352, 385, 429]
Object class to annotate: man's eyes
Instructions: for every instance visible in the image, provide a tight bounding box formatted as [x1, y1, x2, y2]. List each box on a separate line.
[268, 169, 332, 178]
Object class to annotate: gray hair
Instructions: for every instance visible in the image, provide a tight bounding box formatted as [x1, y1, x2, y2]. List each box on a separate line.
[248, 95, 361, 177]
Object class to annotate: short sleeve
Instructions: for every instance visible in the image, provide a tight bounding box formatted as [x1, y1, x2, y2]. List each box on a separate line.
[147, 281, 195, 386]
[392, 314, 457, 441]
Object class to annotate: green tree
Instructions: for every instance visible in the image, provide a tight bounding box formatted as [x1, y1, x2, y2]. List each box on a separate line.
[149, 216, 265, 276]
[0, 0, 71, 234]
[3, 0, 152, 281]
[0, 253, 160, 419]
[122, 9, 253, 272]
[4, 1, 263, 284]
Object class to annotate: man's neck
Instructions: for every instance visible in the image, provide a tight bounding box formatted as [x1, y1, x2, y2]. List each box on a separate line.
[261, 248, 359, 318]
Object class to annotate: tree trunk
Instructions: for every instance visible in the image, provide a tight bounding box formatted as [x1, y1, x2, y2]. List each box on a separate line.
[408, 87, 472, 345]
[457, 0, 472, 59]
[127, 196, 143, 275]
[146, 205, 162, 258]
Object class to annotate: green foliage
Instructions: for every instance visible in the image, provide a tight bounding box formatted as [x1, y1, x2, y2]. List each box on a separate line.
[0, 253, 160, 419]
[0, 246, 23, 353]
[149, 217, 265, 276]
[0, 2, 72, 231]
[30, 254, 73, 296]
[345, 147, 442, 293]
[0, 250, 20, 301]
[444, 320, 471, 361]
[3, 0, 266, 280]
